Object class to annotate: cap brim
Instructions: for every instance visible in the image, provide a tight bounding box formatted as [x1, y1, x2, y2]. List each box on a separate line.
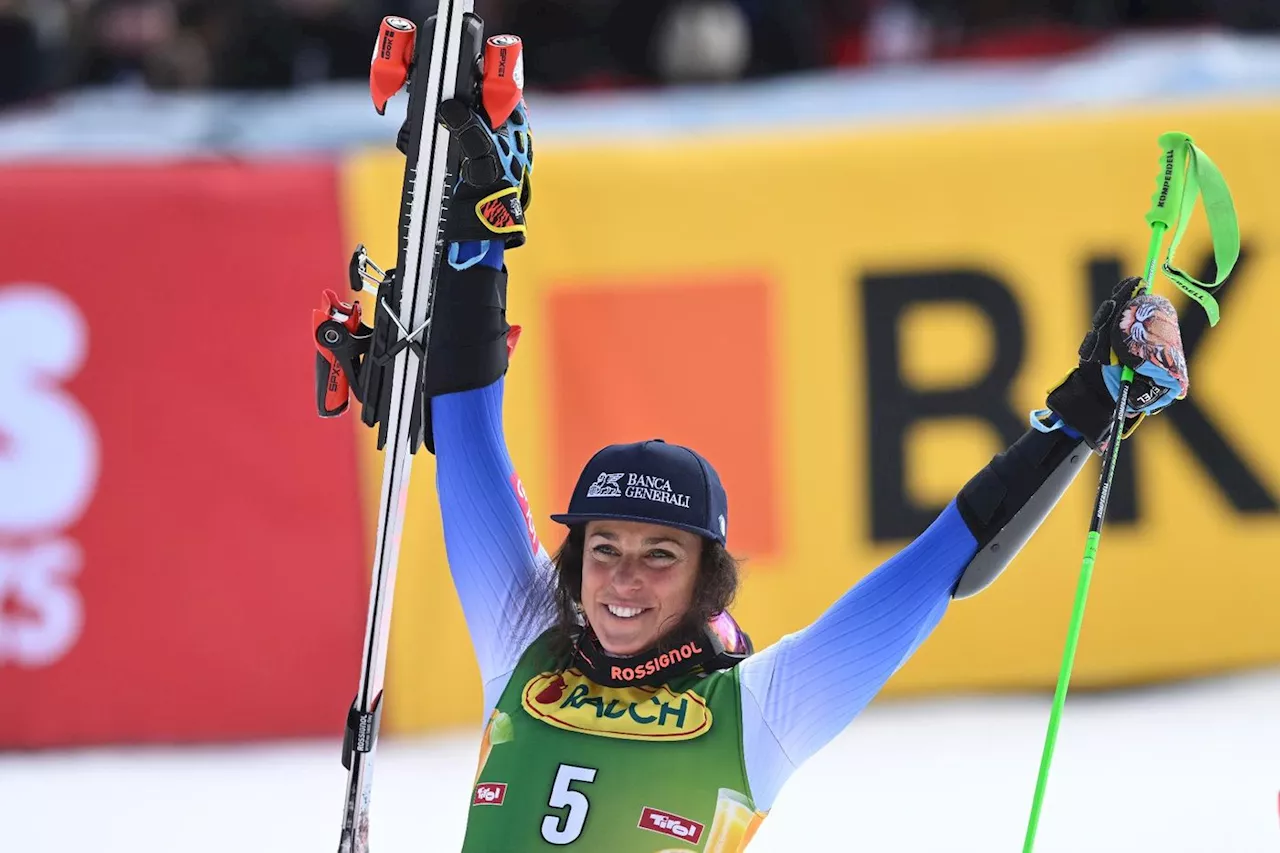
[549, 512, 723, 545]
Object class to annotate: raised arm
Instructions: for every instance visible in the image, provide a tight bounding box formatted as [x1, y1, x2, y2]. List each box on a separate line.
[736, 277, 1192, 810]
[416, 91, 545, 705]
[429, 241, 554, 704]
[737, 427, 1087, 810]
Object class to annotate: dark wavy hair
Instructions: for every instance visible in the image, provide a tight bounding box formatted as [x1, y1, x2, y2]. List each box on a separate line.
[540, 524, 741, 664]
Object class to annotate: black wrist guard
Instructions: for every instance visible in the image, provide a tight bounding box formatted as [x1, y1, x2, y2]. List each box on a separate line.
[952, 428, 1089, 598]
[1046, 367, 1150, 452]
[420, 261, 512, 453]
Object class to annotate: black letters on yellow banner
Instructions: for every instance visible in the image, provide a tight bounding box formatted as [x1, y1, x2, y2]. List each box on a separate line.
[861, 270, 1026, 541]
[861, 248, 1277, 543]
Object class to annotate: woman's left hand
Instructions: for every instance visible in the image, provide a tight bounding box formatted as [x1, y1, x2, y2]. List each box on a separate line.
[1046, 276, 1189, 449]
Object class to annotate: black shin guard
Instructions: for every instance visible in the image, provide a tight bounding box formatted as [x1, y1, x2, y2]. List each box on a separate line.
[422, 262, 512, 453]
[952, 428, 1089, 598]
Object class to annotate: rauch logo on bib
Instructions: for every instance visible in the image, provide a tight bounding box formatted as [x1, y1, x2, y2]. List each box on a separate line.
[521, 669, 712, 741]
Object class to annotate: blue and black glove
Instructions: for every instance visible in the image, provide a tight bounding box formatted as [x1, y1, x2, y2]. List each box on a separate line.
[1041, 277, 1189, 450]
[398, 97, 533, 250]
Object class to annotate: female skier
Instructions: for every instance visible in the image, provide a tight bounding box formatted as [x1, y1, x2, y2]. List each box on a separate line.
[418, 94, 1190, 852]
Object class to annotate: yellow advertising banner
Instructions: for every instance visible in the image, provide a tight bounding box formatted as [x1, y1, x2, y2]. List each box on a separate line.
[341, 100, 1280, 733]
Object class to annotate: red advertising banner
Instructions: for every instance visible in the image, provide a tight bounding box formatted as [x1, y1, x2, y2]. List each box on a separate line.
[0, 161, 366, 747]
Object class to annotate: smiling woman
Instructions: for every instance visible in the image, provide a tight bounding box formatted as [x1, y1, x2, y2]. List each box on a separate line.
[416, 86, 1195, 853]
[578, 521, 703, 654]
[547, 509, 743, 662]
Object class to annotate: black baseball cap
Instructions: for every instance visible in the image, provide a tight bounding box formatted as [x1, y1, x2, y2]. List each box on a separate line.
[550, 439, 729, 545]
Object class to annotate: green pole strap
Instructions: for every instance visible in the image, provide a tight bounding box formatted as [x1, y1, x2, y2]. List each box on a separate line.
[1143, 131, 1241, 325]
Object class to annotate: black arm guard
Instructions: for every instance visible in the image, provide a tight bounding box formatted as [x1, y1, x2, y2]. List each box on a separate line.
[420, 260, 512, 453]
[951, 428, 1089, 599]
[424, 261, 511, 397]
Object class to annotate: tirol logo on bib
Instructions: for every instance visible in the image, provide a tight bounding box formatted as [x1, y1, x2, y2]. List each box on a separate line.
[521, 669, 712, 741]
[473, 782, 506, 806]
[638, 806, 705, 843]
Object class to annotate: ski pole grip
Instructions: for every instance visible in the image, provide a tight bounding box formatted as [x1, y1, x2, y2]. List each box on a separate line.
[1144, 132, 1189, 231]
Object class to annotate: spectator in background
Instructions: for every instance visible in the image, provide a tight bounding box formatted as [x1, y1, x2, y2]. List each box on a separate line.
[1217, 0, 1280, 29]
[0, 0, 43, 106]
[603, 0, 752, 85]
[506, 0, 821, 90]
[68, 0, 198, 89]
[821, 1, 934, 66]
[504, 0, 625, 89]
[922, 0, 1103, 61]
[62, 0, 373, 94]
[187, 0, 373, 90]
[7, 0, 1278, 106]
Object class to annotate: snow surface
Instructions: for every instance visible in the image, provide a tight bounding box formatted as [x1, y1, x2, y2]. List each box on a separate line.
[3, 669, 1278, 852]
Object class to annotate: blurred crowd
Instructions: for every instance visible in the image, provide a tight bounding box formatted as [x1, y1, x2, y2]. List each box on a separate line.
[3, 0, 1280, 108]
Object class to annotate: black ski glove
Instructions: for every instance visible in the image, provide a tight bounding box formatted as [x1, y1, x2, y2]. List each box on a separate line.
[1044, 277, 1190, 450]
[397, 97, 533, 248]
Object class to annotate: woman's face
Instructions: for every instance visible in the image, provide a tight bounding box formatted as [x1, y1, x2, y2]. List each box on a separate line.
[580, 520, 702, 656]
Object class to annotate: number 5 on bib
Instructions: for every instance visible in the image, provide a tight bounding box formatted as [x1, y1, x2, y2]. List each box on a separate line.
[541, 763, 598, 845]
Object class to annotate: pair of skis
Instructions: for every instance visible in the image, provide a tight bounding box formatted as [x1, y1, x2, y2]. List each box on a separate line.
[310, 4, 523, 851]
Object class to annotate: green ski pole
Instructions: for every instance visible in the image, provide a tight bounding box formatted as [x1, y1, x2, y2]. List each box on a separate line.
[1021, 132, 1239, 853]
